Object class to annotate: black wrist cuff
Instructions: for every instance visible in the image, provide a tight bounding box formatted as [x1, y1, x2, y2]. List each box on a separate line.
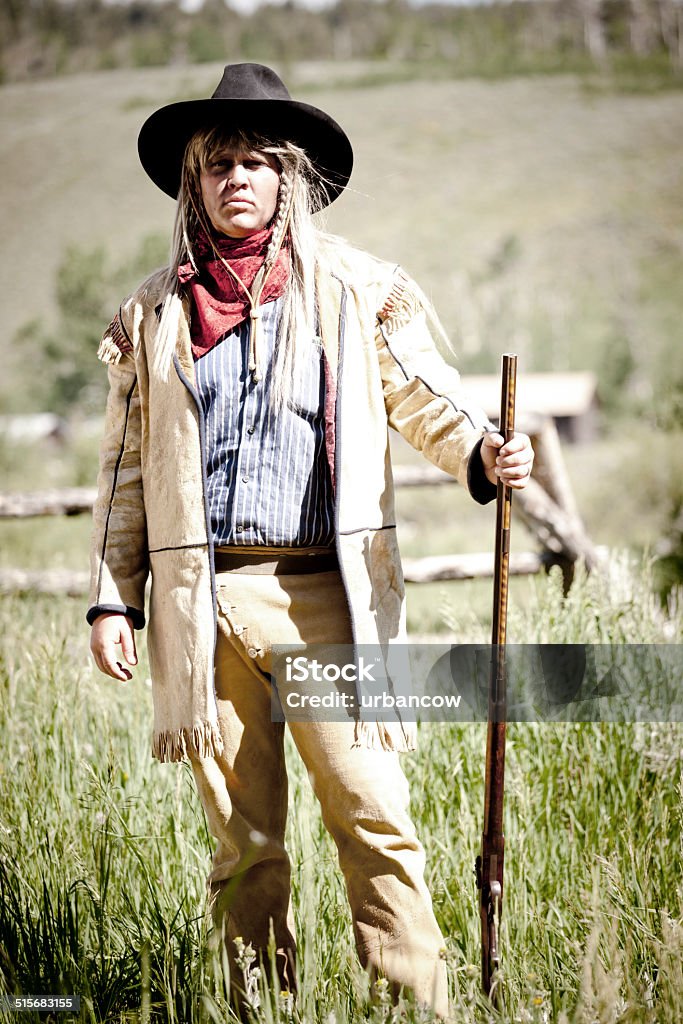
[86, 604, 146, 629]
[467, 436, 497, 505]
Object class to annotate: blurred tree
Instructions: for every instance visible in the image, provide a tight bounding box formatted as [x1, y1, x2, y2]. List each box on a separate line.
[660, 0, 683, 68]
[575, 0, 609, 64]
[0, 1, 681, 85]
[2, 234, 169, 417]
[629, 0, 659, 54]
[4, 246, 109, 415]
[0, 0, 23, 38]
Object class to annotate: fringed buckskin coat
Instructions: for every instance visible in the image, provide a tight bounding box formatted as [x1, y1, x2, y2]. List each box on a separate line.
[87, 240, 494, 763]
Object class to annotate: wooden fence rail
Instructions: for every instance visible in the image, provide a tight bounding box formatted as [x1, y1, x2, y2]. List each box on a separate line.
[0, 487, 97, 518]
[0, 568, 90, 597]
[0, 417, 598, 595]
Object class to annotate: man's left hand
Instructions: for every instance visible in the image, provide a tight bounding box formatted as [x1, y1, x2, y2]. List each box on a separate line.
[481, 431, 534, 490]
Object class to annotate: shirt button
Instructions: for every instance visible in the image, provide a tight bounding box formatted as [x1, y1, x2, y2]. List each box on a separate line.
[247, 647, 258, 658]
[241, 475, 249, 484]
[247, 426, 255, 435]
[236, 525, 244, 534]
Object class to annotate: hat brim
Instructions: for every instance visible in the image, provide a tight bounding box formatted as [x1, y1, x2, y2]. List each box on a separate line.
[137, 97, 353, 207]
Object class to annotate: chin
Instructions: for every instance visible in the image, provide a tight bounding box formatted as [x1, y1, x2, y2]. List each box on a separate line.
[225, 220, 261, 237]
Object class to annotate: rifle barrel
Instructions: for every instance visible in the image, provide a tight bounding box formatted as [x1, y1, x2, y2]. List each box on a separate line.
[477, 352, 517, 1004]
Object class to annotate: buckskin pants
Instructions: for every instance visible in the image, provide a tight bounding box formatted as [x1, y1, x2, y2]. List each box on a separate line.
[187, 558, 448, 1016]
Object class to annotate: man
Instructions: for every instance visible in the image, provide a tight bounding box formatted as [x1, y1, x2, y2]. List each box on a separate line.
[88, 63, 533, 1016]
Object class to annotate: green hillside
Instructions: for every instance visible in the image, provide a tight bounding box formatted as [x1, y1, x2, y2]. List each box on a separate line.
[3, 63, 683, 400]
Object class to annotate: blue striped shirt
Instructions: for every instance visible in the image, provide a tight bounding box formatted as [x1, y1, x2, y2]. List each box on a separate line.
[195, 298, 335, 547]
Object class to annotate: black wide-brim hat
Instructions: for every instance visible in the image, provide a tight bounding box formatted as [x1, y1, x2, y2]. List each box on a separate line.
[138, 62, 353, 208]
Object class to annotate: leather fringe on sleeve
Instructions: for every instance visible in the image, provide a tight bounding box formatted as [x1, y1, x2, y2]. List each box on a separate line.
[377, 267, 422, 335]
[97, 311, 133, 366]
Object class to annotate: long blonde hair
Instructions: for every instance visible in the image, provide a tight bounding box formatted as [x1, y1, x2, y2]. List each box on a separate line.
[153, 125, 330, 411]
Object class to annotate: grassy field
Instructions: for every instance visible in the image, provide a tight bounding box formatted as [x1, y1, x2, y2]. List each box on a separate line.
[0, 430, 681, 1022]
[1, 427, 681, 1021]
[0, 558, 681, 1023]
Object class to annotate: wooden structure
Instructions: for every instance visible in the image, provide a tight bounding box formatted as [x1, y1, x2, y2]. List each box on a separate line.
[461, 371, 599, 443]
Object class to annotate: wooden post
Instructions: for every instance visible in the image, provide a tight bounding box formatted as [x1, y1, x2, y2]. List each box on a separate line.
[521, 416, 598, 585]
[529, 416, 581, 522]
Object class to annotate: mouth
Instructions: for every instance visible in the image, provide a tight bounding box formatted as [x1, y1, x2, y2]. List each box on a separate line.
[224, 198, 253, 208]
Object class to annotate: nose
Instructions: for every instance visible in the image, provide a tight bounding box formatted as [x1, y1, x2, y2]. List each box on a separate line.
[228, 162, 248, 188]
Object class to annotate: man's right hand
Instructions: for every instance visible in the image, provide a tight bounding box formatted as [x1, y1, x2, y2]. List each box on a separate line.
[90, 613, 138, 681]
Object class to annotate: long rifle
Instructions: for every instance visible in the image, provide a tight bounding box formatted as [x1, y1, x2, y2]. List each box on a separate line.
[475, 352, 517, 1006]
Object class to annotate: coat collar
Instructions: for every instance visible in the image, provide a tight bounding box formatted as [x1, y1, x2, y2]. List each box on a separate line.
[173, 290, 195, 380]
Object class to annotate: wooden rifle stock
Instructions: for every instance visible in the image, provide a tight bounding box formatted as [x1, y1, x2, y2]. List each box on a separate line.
[475, 352, 517, 1005]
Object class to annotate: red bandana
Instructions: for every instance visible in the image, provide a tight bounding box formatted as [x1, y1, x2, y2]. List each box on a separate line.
[178, 227, 291, 360]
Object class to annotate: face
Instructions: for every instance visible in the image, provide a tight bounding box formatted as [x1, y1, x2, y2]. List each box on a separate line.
[199, 146, 281, 239]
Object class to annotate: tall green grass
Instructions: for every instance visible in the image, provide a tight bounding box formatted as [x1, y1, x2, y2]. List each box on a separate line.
[0, 557, 681, 1022]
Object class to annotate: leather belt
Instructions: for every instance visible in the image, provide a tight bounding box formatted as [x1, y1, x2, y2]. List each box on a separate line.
[214, 547, 339, 575]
